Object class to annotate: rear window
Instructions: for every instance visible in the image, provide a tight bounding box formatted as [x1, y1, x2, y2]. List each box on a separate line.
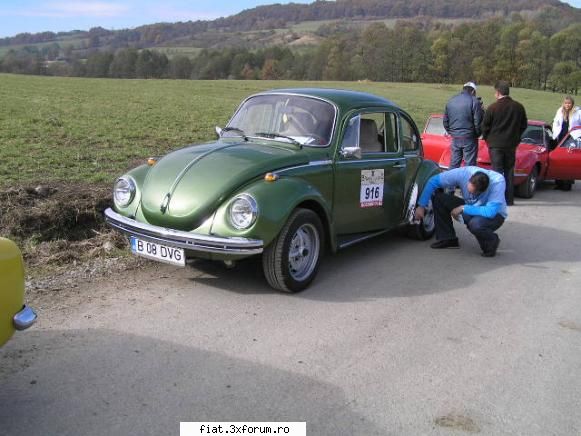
[424, 117, 446, 135]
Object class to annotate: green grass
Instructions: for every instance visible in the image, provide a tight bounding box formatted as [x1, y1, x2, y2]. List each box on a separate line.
[0, 73, 563, 187]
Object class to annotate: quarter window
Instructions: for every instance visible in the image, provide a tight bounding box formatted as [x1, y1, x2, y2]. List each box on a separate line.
[401, 116, 420, 152]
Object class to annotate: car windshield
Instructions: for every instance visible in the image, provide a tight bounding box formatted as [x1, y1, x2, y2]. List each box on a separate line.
[520, 126, 545, 145]
[226, 94, 335, 147]
[424, 116, 446, 135]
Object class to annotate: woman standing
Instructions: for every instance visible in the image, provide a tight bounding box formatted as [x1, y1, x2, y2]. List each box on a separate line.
[552, 96, 581, 145]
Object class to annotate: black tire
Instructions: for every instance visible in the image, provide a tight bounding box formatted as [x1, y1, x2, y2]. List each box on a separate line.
[555, 179, 573, 191]
[262, 208, 324, 293]
[516, 166, 538, 199]
[407, 200, 436, 241]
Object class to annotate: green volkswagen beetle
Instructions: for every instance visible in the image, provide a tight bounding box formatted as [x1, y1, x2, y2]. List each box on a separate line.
[105, 88, 439, 292]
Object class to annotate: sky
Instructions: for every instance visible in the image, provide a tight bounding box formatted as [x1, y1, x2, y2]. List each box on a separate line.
[0, 0, 580, 38]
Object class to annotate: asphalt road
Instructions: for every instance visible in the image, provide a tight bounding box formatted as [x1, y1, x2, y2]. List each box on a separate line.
[1, 183, 581, 436]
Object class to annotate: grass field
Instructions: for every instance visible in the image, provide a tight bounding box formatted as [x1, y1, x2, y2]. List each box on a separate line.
[0, 73, 564, 187]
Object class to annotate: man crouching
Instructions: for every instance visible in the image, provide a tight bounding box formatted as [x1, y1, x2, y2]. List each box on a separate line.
[414, 167, 507, 257]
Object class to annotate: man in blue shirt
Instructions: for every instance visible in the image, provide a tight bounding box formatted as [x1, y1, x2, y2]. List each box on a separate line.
[414, 167, 507, 257]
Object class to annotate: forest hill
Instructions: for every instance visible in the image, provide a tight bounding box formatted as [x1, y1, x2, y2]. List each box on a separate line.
[1, 17, 579, 94]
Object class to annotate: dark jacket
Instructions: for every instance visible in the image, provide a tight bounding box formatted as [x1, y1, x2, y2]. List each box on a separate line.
[481, 96, 528, 149]
[443, 91, 483, 138]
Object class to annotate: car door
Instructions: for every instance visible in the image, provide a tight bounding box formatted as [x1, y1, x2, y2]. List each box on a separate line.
[333, 111, 407, 235]
[546, 129, 581, 180]
[421, 115, 450, 163]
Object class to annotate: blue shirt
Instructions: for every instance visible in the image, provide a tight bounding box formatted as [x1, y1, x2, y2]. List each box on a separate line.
[418, 167, 508, 219]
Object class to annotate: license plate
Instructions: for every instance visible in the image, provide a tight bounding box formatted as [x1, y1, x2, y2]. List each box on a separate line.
[130, 237, 185, 267]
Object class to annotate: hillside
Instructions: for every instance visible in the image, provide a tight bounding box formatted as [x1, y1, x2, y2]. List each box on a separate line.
[0, 0, 579, 52]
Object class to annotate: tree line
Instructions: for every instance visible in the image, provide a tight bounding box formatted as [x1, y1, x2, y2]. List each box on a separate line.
[1, 17, 580, 93]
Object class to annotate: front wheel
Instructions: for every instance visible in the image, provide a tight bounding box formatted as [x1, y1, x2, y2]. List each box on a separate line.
[407, 200, 436, 241]
[262, 208, 324, 293]
[516, 166, 538, 198]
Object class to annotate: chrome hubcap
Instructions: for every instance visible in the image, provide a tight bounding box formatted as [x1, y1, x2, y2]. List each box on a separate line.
[423, 201, 435, 232]
[288, 223, 320, 281]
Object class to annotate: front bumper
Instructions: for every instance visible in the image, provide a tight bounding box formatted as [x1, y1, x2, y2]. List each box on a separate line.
[13, 305, 37, 331]
[104, 208, 264, 256]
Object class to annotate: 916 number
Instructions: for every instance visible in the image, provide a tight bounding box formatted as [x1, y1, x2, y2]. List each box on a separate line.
[364, 186, 381, 200]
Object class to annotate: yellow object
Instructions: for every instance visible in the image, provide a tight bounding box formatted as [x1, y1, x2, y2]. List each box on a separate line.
[264, 173, 279, 182]
[147, 157, 157, 166]
[0, 238, 26, 346]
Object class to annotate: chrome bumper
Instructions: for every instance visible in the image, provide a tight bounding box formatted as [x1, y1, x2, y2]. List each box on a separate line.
[104, 208, 264, 256]
[13, 306, 37, 331]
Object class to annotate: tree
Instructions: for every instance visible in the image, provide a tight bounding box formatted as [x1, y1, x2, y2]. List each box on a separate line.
[109, 48, 138, 78]
[136, 49, 168, 78]
[85, 52, 114, 77]
[261, 59, 282, 80]
[169, 55, 193, 79]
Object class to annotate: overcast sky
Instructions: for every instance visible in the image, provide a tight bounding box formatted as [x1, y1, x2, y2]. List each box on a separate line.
[0, 0, 579, 38]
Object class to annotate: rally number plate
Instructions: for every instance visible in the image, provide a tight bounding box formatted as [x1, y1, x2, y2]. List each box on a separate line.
[130, 237, 185, 267]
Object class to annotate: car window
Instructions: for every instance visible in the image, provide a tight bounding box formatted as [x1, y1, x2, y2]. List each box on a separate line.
[341, 115, 360, 149]
[385, 113, 398, 153]
[424, 117, 446, 135]
[400, 116, 420, 152]
[359, 113, 385, 153]
[521, 126, 544, 145]
[228, 95, 335, 147]
[562, 133, 581, 149]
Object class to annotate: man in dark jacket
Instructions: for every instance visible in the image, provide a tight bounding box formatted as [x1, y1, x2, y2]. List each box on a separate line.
[481, 81, 528, 205]
[443, 81, 483, 168]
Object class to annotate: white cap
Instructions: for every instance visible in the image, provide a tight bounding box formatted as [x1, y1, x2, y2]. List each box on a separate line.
[464, 81, 477, 90]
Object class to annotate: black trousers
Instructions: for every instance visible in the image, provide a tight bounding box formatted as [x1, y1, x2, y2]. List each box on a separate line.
[433, 191, 505, 253]
[489, 147, 516, 205]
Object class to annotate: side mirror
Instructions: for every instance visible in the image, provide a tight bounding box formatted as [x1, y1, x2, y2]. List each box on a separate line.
[340, 147, 362, 159]
[215, 126, 223, 138]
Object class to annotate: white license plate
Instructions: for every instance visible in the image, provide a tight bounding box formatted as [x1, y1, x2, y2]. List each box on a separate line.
[130, 237, 185, 267]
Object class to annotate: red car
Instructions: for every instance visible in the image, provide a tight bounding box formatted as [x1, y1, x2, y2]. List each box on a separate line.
[422, 114, 581, 197]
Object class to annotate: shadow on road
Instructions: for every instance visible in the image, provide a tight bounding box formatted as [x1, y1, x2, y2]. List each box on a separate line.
[186, 217, 581, 302]
[0, 330, 386, 436]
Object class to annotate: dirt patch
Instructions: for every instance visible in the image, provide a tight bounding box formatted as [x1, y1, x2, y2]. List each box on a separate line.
[435, 413, 480, 433]
[0, 183, 133, 283]
[1, 183, 111, 242]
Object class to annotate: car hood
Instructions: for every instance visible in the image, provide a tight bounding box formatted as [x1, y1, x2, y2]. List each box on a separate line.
[140, 140, 309, 230]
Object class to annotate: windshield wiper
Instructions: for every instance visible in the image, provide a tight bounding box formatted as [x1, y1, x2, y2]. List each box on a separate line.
[254, 132, 301, 146]
[221, 126, 248, 140]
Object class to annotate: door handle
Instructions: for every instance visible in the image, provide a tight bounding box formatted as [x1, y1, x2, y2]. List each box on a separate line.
[393, 162, 406, 168]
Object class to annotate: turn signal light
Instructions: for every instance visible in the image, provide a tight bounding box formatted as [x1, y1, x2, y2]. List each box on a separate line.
[264, 173, 279, 182]
[147, 157, 157, 166]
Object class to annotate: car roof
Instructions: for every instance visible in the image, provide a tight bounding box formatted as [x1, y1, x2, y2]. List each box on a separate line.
[256, 88, 401, 113]
[428, 113, 548, 127]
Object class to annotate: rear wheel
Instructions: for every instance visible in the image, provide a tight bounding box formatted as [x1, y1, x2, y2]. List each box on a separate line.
[516, 166, 538, 198]
[407, 200, 435, 241]
[262, 208, 324, 293]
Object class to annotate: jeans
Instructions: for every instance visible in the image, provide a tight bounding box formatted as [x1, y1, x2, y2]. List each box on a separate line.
[489, 148, 516, 205]
[450, 137, 478, 169]
[433, 191, 505, 253]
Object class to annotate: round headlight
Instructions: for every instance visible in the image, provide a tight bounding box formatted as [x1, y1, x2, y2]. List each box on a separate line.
[114, 177, 136, 207]
[229, 194, 258, 230]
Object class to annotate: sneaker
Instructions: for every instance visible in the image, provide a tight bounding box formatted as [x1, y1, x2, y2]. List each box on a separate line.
[430, 238, 460, 249]
[481, 236, 500, 257]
